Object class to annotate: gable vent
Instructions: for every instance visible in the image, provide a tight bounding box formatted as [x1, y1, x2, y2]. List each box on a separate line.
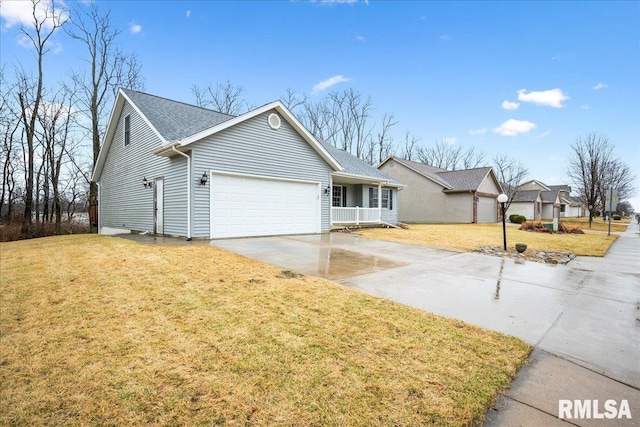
[268, 113, 281, 130]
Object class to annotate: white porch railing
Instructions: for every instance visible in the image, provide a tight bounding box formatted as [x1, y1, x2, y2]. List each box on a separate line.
[332, 207, 381, 225]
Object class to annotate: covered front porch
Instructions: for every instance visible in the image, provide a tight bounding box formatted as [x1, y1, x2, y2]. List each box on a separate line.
[330, 172, 402, 226]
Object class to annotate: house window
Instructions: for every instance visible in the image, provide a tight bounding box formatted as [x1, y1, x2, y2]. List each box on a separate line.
[124, 115, 131, 146]
[332, 186, 346, 207]
[369, 188, 393, 209]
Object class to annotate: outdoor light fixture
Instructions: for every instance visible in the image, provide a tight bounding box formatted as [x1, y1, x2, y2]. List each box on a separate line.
[324, 185, 331, 195]
[200, 172, 209, 186]
[497, 193, 508, 251]
[142, 177, 153, 188]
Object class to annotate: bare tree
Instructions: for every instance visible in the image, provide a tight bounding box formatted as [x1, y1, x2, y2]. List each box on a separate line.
[280, 87, 307, 113]
[565, 133, 634, 228]
[0, 68, 23, 219]
[16, 0, 67, 231]
[493, 153, 529, 210]
[401, 131, 421, 161]
[417, 140, 485, 170]
[191, 81, 251, 115]
[65, 2, 144, 231]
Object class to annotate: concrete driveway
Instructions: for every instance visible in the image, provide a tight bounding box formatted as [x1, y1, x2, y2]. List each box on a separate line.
[211, 226, 640, 426]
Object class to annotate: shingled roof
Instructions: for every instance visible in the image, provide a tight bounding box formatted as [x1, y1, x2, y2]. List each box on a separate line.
[321, 142, 403, 186]
[383, 157, 498, 192]
[511, 190, 541, 202]
[122, 89, 234, 142]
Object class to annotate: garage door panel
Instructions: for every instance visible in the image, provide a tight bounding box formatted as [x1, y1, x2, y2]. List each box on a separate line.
[211, 174, 320, 238]
[478, 197, 497, 223]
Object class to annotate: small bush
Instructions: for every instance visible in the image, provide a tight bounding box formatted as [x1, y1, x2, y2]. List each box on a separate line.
[612, 214, 621, 220]
[509, 214, 527, 224]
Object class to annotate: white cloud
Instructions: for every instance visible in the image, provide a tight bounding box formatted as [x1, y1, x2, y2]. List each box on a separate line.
[1, 0, 66, 29]
[501, 100, 520, 111]
[593, 82, 608, 90]
[355, 34, 365, 42]
[312, 75, 351, 94]
[468, 128, 487, 136]
[517, 88, 568, 108]
[442, 137, 457, 145]
[129, 21, 142, 34]
[581, 104, 590, 110]
[551, 54, 561, 61]
[439, 34, 450, 41]
[492, 119, 536, 136]
[186, 10, 191, 18]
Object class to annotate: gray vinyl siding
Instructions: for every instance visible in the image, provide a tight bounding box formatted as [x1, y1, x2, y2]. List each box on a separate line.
[98, 102, 187, 236]
[190, 111, 333, 238]
[380, 160, 472, 223]
[478, 175, 501, 195]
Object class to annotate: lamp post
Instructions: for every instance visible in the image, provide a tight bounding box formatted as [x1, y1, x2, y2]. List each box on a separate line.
[497, 193, 508, 251]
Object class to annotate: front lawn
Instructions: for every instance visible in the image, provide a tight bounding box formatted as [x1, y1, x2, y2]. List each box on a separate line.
[0, 235, 530, 426]
[357, 223, 618, 256]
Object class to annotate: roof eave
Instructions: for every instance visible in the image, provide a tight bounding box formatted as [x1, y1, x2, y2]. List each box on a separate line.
[332, 171, 404, 188]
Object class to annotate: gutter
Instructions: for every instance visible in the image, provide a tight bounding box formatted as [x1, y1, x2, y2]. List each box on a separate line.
[171, 145, 192, 240]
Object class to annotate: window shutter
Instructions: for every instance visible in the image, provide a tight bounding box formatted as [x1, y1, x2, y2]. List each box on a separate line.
[342, 186, 347, 207]
[390, 189, 393, 210]
[369, 188, 374, 208]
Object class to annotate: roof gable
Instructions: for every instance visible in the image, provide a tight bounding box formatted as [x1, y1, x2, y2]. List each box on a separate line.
[380, 157, 452, 189]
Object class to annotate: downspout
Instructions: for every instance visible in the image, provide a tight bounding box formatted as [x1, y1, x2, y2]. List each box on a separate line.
[171, 145, 192, 240]
[96, 182, 101, 233]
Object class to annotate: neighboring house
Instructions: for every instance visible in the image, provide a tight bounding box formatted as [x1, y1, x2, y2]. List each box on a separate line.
[517, 180, 569, 219]
[506, 190, 543, 221]
[563, 196, 586, 217]
[92, 89, 403, 239]
[378, 157, 503, 223]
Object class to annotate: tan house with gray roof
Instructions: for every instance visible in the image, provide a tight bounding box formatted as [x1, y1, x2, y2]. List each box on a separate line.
[378, 157, 503, 223]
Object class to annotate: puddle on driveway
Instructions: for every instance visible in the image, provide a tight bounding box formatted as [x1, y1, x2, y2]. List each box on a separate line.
[309, 248, 405, 281]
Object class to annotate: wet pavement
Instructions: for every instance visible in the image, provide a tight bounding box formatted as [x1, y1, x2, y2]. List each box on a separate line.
[120, 223, 640, 426]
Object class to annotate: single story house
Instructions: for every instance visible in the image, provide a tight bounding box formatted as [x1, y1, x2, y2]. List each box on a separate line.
[92, 89, 403, 239]
[516, 180, 564, 219]
[378, 157, 503, 223]
[505, 190, 543, 221]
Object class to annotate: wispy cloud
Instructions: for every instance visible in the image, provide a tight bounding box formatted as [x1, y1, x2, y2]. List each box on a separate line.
[355, 34, 365, 42]
[493, 119, 536, 136]
[551, 54, 561, 61]
[501, 100, 520, 111]
[535, 131, 551, 139]
[439, 34, 450, 41]
[129, 21, 142, 34]
[468, 128, 487, 136]
[442, 137, 457, 145]
[517, 88, 568, 108]
[581, 104, 590, 110]
[312, 75, 351, 94]
[593, 82, 608, 90]
[186, 10, 191, 18]
[315, 0, 365, 4]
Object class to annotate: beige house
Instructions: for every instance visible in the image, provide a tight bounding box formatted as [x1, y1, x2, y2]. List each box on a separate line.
[378, 157, 503, 223]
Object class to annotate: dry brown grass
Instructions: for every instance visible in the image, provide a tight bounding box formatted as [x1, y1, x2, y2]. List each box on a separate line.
[0, 235, 530, 426]
[358, 223, 619, 257]
[557, 216, 629, 233]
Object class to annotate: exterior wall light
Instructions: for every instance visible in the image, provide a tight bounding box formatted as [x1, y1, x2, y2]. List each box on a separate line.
[142, 177, 153, 188]
[324, 185, 331, 195]
[200, 172, 209, 186]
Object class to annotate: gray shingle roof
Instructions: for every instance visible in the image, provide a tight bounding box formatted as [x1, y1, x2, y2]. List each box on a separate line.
[389, 157, 494, 191]
[321, 142, 402, 185]
[541, 189, 560, 203]
[122, 89, 234, 142]
[438, 167, 493, 192]
[512, 190, 541, 202]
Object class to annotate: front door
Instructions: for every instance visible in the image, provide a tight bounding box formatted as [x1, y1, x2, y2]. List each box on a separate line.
[154, 177, 164, 235]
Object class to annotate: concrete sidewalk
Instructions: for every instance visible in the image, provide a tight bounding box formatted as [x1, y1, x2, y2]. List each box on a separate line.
[484, 221, 640, 426]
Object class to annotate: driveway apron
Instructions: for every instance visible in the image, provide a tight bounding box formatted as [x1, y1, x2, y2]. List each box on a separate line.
[151, 223, 640, 425]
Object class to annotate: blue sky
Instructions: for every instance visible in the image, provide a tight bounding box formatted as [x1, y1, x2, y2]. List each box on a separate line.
[2, 0, 639, 208]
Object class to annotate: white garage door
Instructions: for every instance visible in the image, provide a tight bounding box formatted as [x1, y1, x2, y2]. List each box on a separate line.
[477, 196, 497, 223]
[210, 173, 320, 238]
